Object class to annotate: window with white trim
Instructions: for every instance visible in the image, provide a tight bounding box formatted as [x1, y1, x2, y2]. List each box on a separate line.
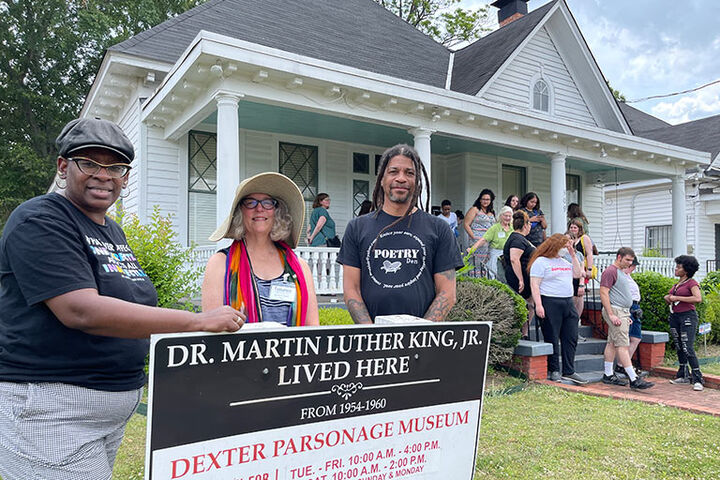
[645, 225, 672, 257]
[188, 131, 217, 246]
[533, 79, 550, 112]
[351, 152, 381, 216]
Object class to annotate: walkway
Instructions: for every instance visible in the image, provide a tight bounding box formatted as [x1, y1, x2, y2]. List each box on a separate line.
[537, 371, 720, 417]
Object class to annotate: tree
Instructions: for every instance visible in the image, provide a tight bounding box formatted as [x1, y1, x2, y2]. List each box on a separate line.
[606, 80, 626, 102]
[0, 0, 208, 231]
[374, 0, 491, 48]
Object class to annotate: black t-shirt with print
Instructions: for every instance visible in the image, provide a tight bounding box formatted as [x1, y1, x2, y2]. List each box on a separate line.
[0, 193, 158, 391]
[337, 210, 463, 320]
[503, 231, 535, 298]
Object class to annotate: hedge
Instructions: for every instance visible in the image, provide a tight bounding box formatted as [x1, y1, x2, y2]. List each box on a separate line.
[319, 307, 354, 326]
[447, 276, 526, 365]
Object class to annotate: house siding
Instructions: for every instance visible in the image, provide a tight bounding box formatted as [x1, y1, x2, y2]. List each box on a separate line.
[481, 27, 597, 127]
[601, 182, 715, 278]
[116, 98, 141, 216]
[145, 126, 182, 235]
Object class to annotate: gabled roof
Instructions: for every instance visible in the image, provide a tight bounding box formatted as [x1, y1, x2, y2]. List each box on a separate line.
[109, 0, 451, 88]
[450, 1, 557, 95]
[618, 102, 671, 133]
[636, 114, 720, 160]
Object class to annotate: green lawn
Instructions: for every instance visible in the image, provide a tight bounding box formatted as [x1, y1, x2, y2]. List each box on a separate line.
[107, 382, 720, 479]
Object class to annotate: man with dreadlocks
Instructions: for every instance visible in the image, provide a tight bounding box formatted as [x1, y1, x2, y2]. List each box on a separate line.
[337, 144, 463, 323]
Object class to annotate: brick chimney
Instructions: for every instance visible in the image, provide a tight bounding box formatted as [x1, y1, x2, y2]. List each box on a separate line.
[491, 0, 529, 27]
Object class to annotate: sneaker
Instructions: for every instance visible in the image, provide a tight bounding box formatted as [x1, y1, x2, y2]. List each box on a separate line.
[635, 369, 649, 378]
[614, 364, 626, 376]
[693, 382, 704, 391]
[548, 371, 561, 382]
[562, 373, 588, 385]
[669, 377, 691, 385]
[602, 374, 628, 386]
[630, 378, 655, 390]
[615, 365, 648, 378]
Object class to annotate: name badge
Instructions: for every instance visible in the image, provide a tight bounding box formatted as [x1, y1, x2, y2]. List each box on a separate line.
[269, 281, 296, 302]
[498, 232, 506, 238]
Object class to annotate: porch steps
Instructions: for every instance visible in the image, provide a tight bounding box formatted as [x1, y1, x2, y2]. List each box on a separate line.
[529, 323, 609, 383]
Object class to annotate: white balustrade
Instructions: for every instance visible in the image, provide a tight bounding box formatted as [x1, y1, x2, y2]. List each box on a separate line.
[187, 245, 343, 295]
[594, 254, 675, 277]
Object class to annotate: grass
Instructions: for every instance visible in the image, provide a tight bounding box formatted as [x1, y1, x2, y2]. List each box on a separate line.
[106, 377, 720, 480]
[475, 385, 720, 479]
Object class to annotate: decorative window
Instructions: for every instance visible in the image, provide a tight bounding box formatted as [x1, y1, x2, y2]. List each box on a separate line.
[533, 79, 549, 112]
[279, 142, 318, 243]
[645, 225, 672, 257]
[352, 151, 382, 216]
[188, 131, 217, 246]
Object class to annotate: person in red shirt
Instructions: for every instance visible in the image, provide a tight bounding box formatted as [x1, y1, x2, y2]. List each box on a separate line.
[665, 255, 704, 391]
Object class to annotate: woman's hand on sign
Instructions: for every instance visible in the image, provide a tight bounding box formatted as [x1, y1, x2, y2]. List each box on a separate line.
[196, 306, 245, 332]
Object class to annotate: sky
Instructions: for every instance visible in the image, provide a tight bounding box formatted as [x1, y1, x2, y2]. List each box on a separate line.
[461, 0, 720, 125]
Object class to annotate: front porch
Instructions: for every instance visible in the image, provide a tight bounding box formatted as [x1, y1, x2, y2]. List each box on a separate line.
[137, 31, 706, 262]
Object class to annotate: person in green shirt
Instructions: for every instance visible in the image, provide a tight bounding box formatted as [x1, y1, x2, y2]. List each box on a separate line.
[307, 193, 337, 247]
[467, 206, 513, 279]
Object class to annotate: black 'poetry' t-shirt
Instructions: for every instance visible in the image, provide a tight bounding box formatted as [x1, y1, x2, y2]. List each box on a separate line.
[0, 193, 158, 391]
[337, 210, 463, 320]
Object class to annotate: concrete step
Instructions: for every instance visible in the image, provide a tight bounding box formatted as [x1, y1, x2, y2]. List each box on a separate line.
[573, 354, 605, 373]
[549, 370, 605, 385]
[578, 325, 593, 337]
[576, 337, 606, 355]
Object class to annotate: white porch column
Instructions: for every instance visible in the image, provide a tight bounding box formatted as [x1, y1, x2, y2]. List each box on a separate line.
[408, 127, 433, 209]
[672, 175, 687, 256]
[550, 152, 567, 234]
[215, 94, 240, 228]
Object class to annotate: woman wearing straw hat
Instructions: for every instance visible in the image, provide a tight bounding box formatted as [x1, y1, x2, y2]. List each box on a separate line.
[202, 172, 319, 326]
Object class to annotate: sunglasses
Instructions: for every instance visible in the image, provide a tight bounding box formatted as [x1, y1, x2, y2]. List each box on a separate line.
[241, 197, 278, 210]
[67, 157, 131, 178]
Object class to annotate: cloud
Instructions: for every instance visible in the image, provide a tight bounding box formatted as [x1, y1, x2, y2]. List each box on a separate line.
[650, 83, 720, 124]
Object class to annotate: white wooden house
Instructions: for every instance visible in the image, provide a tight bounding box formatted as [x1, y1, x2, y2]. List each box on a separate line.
[77, 0, 709, 289]
[603, 104, 720, 278]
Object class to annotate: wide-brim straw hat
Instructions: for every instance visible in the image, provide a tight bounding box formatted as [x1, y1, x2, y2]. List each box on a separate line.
[209, 172, 305, 248]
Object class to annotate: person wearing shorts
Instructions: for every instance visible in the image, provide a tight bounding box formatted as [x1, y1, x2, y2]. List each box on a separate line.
[599, 247, 654, 389]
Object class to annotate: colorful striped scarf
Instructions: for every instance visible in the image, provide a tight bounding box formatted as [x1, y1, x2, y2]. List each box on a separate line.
[223, 239, 308, 326]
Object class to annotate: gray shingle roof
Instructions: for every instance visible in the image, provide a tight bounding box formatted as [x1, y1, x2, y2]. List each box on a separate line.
[634, 114, 720, 159]
[450, 0, 556, 96]
[109, 0, 451, 89]
[618, 102, 670, 133]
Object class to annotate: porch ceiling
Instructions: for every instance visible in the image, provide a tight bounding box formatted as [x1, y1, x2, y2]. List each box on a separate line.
[198, 100, 668, 182]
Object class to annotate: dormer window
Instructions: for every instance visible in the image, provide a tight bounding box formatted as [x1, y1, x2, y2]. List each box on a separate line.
[533, 79, 549, 112]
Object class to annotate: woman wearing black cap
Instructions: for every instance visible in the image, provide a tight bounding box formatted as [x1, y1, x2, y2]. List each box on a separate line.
[0, 118, 244, 479]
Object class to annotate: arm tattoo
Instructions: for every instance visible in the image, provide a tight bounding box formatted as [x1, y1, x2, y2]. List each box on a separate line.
[438, 269, 456, 281]
[347, 298, 372, 324]
[424, 290, 452, 322]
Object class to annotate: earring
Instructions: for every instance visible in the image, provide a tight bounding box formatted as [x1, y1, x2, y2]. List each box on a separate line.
[119, 185, 129, 199]
[54, 173, 66, 190]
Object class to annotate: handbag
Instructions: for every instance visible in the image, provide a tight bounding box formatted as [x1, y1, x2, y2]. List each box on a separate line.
[326, 235, 341, 248]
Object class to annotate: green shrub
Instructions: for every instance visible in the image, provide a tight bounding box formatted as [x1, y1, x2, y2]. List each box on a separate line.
[700, 270, 720, 295]
[699, 291, 720, 344]
[447, 276, 526, 365]
[632, 271, 676, 334]
[319, 307, 354, 326]
[114, 206, 201, 310]
[641, 247, 665, 257]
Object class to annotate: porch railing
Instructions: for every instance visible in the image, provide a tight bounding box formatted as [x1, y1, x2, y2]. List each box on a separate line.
[188, 250, 678, 299]
[190, 245, 343, 295]
[594, 254, 675, 277]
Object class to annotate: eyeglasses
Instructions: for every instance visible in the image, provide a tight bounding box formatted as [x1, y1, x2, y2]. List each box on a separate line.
[67, 157, 131, 178]
[241, 197, 278, 210]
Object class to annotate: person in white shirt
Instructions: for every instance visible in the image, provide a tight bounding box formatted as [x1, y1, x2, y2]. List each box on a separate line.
[529, 233, 586, 385]
[437, 199, 458, 235]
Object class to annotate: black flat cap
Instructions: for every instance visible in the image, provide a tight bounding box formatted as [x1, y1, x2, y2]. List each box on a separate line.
[56, 118, 135, 164]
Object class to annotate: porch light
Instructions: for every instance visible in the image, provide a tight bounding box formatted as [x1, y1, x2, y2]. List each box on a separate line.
[600, 146, 607, 158]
